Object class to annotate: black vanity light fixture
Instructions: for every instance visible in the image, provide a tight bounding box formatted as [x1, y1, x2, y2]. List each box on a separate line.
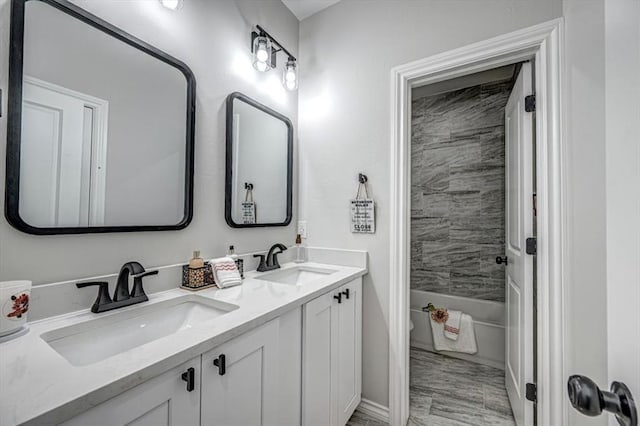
[251, 25, 298, 91]
[159, 0, 184, 11]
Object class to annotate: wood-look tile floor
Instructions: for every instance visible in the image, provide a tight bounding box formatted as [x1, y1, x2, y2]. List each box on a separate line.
[347, 348, 515, 426]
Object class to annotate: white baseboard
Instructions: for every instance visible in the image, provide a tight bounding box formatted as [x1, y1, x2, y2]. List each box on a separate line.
[356, 398, 389, 423]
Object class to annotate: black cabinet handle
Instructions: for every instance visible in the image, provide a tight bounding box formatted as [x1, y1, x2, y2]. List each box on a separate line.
[334, 293, 342, 304]
[342, 288, 350, 299]
[213, 354, 226, 376]
[496, 256, 508, 265]
[181, 367, 195, 392]
[568, 375, 637, 425]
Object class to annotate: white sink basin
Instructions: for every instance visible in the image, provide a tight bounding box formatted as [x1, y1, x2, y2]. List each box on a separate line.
[41, 295, 238, 366]
[256, 265, 337, 286]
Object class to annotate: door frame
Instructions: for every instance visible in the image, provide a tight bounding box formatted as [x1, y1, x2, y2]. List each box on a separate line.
[388, 19, 566, 426]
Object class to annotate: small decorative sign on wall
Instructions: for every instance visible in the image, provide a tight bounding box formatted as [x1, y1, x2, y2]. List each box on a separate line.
[350, 173, 375, 234]
[242, 183, 256, 224]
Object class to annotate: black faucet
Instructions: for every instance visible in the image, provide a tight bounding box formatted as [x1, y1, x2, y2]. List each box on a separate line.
[254, 243, 288, 272]
[77, 261, 158, 313]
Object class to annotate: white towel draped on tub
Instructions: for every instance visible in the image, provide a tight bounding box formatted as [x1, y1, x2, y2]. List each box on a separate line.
[430, 311, 478, 354]
[444, 309, 462, 340]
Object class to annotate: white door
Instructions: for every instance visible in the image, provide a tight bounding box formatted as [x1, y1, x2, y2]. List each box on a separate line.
[21, 80, 88, 227]
[20, 77, 107, 227]
[336, 279, 362, 426]
[61, 358, 200, 426]
[303, 290, 339, 426]
[201, 319, 280, 426]
[504, 62, 534, 426]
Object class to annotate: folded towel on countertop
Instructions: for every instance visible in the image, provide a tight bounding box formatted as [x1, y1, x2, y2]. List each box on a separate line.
[444, 309, 462, 340]
[430, 312, 477, 354]
[211, 257, 242, 289]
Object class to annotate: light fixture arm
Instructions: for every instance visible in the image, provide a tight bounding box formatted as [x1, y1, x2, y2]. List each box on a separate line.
[252, 25, 297, 63]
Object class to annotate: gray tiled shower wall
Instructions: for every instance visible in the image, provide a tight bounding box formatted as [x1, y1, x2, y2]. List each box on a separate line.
[410, 81, 512, 303]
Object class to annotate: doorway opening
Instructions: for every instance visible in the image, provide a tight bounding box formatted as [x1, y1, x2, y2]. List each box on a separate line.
[407, 61, 534, 426]
[388, 19, 566, 426]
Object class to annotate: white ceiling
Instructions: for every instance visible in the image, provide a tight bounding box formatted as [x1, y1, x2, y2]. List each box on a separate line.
[282, 0, 342, 20]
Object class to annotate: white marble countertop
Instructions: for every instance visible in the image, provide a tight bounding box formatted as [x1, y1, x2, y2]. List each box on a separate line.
[0, 259, 367, 426]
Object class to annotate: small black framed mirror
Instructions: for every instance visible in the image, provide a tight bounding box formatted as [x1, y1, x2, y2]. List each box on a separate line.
[225, 92, 293, 228]
[5, 0, 196, 235]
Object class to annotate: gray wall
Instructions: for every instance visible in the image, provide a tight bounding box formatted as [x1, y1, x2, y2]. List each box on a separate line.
[563, 1, 608, 424]
[410, 81, 511, 303]
[297, 0, 563, 409]
[0, 0, 299, 284]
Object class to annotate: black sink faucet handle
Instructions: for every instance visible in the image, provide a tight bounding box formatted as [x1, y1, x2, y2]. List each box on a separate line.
[253, 254, 267, 272]
[131, 269, 158, 298]
[134, 270, 159, 279]
[76, 281, 112, 313]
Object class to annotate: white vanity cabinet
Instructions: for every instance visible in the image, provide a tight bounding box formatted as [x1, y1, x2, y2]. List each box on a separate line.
[200, 307, 302, 426]
[61, 311, 302, 426]
[54, 276, 364, 426]
[200, 319, 280, 426]
[61, 358, 201, 426]
[303, 277, 362, 426]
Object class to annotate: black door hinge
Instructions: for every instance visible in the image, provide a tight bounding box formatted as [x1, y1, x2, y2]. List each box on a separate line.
[526, 382, 537, 402]
[526, 237, 537, 255]
[525, 94, 536, 112]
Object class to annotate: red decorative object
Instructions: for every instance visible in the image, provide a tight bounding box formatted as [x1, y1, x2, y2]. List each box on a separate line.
[7, 293, 29, 318]
[431, 307, 449, 324]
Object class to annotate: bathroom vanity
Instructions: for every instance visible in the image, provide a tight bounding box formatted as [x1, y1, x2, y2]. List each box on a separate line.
[0, 250, 366, 426]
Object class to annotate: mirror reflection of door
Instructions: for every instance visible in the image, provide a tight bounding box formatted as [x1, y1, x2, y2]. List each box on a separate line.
[20, 77, 108, 227]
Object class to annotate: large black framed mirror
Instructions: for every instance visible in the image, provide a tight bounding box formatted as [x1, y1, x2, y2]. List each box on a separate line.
[5, 0, 196, 235]
[225, 92, 293, 228]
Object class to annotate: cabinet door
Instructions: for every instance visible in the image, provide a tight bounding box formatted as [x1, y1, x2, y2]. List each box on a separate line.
[303, 290, 340, 426]
[336, 278, 362, 426]
[61, 358, 200, 426]
[201, 319, 280, 426]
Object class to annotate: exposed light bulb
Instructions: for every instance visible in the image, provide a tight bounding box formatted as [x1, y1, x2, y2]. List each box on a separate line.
[285, 70, 296, 81]
[159, 0, 183, 10]
[285, 79, 297, 91]
[252, 35, 272, 72]
[282, 59, 298, 91]
[256, 61, 268, 72]
[256, 46, 269, 62]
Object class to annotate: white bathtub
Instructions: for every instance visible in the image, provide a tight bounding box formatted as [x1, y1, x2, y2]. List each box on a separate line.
[410, 290, 505, 369]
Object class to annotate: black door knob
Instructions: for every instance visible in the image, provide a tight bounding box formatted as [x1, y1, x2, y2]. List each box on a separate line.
[568, 375, 638, 426]
[496, 256, 508, 265]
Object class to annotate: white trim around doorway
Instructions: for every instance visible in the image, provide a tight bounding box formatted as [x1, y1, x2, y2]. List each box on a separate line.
[388, 19, 566, 426]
